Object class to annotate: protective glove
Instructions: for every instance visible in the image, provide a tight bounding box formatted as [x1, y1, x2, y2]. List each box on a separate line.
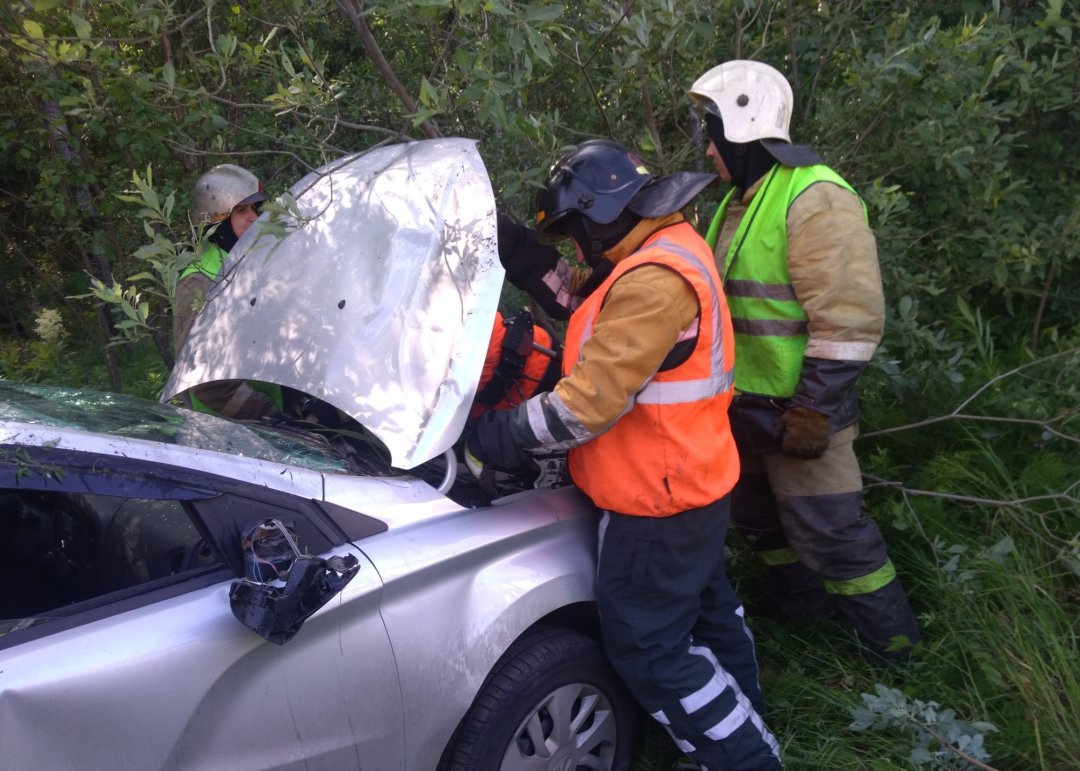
[497, 214, 570, 319]
[779, 406, 831, 460]
[465, 408, 532, 472]
[497, 214, 558, 277]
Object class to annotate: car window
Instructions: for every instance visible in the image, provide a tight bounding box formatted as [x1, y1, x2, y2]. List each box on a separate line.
[0, 488, 224, 636]
[0, 443, 380, 649]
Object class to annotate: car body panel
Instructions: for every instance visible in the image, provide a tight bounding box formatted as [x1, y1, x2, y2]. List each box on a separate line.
[356, 486, 598, 768]
[1, 137, 608, 769]
[164, 139, 504, 470]
[0, 554, 405, 771]
[0, 386, 601, 770]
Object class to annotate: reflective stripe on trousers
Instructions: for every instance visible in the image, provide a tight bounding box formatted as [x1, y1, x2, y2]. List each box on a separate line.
[596, 500, 783, 769]
[731, 425, 921, 654]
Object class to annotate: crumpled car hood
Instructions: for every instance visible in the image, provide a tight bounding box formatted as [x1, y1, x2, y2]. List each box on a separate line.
[163, 139, 503, 469]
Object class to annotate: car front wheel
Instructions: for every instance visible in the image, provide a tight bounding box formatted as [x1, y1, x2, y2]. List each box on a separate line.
[445, 626, 636, 771]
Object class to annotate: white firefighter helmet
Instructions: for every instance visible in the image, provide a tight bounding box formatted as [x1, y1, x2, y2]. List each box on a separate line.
[688, 60, 793, 144]
[192, 164, 267, 224]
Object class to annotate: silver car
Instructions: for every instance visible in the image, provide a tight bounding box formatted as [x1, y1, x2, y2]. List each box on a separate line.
[0, 141, 637, 770]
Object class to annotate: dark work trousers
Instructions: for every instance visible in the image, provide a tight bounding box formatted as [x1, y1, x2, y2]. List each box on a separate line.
[597, 496, 783, 770]
[732, 425, 920, 659]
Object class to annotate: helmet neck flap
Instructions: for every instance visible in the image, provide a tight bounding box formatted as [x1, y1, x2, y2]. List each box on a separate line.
[560, 209, 640, 268]
[705, 112, 778, 191]
[205, 217, 240, 254]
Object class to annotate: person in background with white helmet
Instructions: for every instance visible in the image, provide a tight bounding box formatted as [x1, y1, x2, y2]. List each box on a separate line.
[468, 139, 783, 770]
[174, 163, 282, 419]
[687, 60, 920, 663]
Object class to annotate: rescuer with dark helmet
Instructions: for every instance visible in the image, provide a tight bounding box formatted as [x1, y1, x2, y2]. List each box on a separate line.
[468, 139, 783, 770]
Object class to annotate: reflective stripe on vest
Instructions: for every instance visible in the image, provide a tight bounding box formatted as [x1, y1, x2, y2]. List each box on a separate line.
[634, 237, 734, 405]
[562, 222, 739, 516]
[572, 238, 734, 406]
[706, 165, 864, 397]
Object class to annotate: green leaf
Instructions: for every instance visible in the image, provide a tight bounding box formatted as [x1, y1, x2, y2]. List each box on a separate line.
[484, 1, 513, 16]
[410, 107, 440, 127]
[418, 77, 444, 111]
[162, 62, 176, 88]
[70, 13, 92, 39]
[523, 2, 564, 23]
[523, 24, 551, 66]
[22, 19, 45, 39]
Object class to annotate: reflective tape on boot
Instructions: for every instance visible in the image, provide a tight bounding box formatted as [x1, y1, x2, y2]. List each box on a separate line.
[823, 560, 897, 596]
[758, 546, 799, 566]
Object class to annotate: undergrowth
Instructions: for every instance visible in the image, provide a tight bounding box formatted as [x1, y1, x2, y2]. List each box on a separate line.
[634, 346, 1079, 770]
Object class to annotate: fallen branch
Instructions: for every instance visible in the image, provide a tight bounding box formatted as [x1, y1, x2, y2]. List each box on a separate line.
[863, 348, 1080, 442]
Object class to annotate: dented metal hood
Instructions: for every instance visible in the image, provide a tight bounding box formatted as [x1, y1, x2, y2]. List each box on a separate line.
[163, 139, 503, 469]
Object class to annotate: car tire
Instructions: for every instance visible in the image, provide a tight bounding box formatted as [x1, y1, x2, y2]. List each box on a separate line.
[445, 626, 636, 771]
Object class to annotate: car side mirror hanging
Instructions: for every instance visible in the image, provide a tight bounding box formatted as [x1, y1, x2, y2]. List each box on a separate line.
[229, 518, 360, 645]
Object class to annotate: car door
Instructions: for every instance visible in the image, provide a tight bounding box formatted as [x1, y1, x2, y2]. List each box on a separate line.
[0, 446, 404, 771]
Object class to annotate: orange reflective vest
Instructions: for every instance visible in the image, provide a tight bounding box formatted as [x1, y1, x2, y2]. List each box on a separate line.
[562, 223, 739, 516]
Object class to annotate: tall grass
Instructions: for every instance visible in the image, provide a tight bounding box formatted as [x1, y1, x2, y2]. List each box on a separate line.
[632, 345, 1080, 769]
[633, 514, 1078, 769]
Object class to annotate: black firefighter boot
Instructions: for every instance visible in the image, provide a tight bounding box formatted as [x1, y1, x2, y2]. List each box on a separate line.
[831, 577, 920, 665]
[767, 560, 835, 621]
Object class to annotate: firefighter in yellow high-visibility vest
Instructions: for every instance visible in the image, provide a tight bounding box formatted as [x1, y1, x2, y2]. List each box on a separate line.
[689, 60, 920, 663]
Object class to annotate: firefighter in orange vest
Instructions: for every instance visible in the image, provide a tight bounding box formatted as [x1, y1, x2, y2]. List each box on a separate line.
[467, 140, 783, 770]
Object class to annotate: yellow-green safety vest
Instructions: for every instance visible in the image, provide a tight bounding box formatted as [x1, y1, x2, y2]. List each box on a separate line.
[179, 244, 284, 416]
[705, 164, 866, 397]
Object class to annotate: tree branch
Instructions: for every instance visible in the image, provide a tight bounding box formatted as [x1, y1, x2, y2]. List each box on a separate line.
[863, 475, 1080, 512]
[640, 75, 666, 170]
[865, 474, 1077, 550]
[906, 715, 1001, 771]
[557, 42, 616, 140]
[1031, 259, 1056, 353]
[334, 0, 441, 140]
[862, 348, 1080, 441]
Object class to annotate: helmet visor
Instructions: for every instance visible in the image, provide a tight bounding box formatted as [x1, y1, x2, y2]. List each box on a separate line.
[534, 154, 578, 244]
[236, 190, 269, 209]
